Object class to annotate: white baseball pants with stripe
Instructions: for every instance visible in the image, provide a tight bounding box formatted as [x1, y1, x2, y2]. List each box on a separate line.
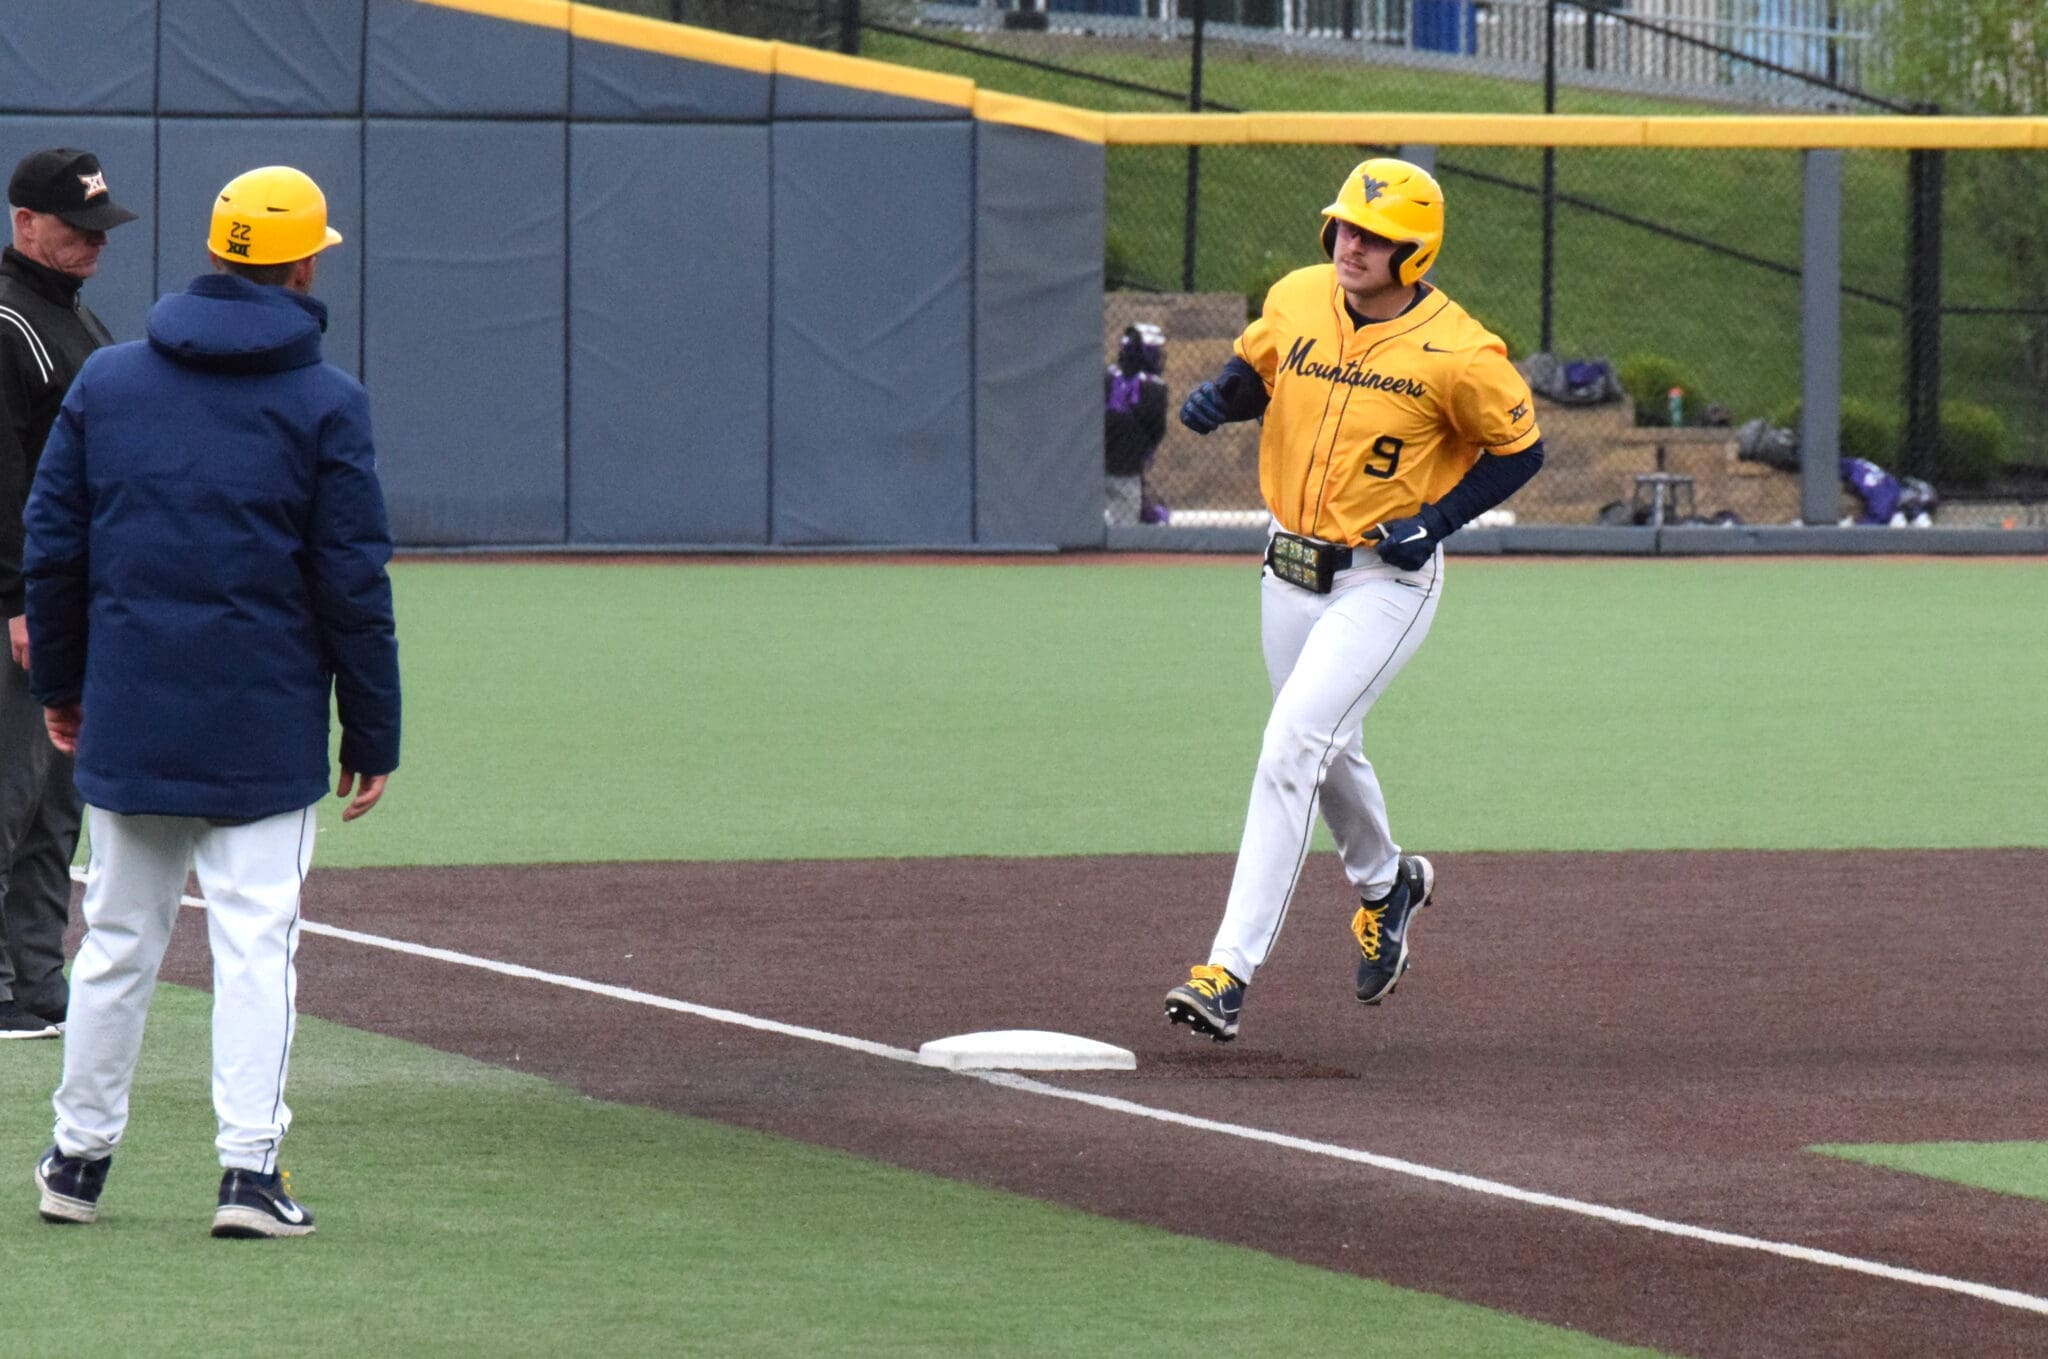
[54, 804, 314, 1173]
[1208, 547, 1443, 985]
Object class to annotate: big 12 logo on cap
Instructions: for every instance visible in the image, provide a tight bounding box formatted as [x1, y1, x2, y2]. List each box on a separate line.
[226, 222, 253, 258]
[78, 170, 109, 200]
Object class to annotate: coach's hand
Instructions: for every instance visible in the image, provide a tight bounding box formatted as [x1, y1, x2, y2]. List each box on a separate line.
[43, 703, 80, 756]
[1179, 381, 1228, 434]
[337, 769, 389, 822]
[1373, 506, 1452, 572]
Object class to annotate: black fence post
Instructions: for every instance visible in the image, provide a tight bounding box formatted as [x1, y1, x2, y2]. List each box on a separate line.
[1824, 0, 1841, 85]
[840, 0, 860, 54]
[1540, 0, 1558, 353]
[1903, 140, 1944, 480]
[1183, 0, 1207, 293]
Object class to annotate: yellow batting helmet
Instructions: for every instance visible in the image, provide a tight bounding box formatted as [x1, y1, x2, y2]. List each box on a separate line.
[208, 166, 343, 266]
[1319, 158, 1445, 287]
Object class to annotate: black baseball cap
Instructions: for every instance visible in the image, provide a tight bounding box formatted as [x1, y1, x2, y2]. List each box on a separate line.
[8, 148, 138, 232]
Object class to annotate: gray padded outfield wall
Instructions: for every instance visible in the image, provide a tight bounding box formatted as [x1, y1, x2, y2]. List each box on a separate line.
[772, 121, 975, 546]
[0, 0, 1108, 550]
[973, 122, 1105, 549]
[570, 33, 770, 122]
[570, 123, 772, 545]
[160, 0, 366, 115]
[0, 5, 155, 114]
[367, 0, 570, 117]
[366, 119, 567, 545]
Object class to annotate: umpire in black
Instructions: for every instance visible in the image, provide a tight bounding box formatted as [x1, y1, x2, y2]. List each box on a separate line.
[0, 148, 136, 1039]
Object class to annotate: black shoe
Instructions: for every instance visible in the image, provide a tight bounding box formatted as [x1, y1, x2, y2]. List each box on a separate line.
[36, 1146, 111, 1224]
[1165, 965, 1246, 1043]
[1353, 855, 1435, 1005]
[0, 1000, 60, 1040]
[212, 1168, 316, 1239]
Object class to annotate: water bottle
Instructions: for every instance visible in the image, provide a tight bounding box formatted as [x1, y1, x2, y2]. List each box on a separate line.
[1667, 386, 1685, 427]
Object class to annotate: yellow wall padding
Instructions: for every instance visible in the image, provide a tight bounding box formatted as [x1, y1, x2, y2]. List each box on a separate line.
[417, 0, 571, 31]
[413, 1, 2048, 151]
[770, 42, 974, 106]
[569, 5, 774, 72]
[1112, 111, 2048, 150]
[974, 92, 1108, 143]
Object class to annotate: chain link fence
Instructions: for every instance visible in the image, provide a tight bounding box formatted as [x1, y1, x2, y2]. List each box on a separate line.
[1105, 136, 2047, 532]
[590, 0, 2048, 531]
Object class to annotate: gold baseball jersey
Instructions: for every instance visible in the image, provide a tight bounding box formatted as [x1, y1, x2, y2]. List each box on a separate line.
[1235, 264, 1541, 544]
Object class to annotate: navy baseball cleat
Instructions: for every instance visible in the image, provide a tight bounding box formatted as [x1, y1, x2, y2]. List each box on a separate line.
[1165, 964, 1246, 1042]
[212, 1168, 316, 1239]
[36, 1146, 111, 1224]
[1353, 855, 1435, 1005]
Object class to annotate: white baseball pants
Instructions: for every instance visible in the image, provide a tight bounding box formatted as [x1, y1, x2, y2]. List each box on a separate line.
[54, 804, 314, 1173]
[1208, 547, 1443, 984]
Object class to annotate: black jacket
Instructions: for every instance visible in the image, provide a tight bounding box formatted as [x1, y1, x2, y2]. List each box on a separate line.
[0, 247, 113, 616]
[1104, 365, 1167, 477]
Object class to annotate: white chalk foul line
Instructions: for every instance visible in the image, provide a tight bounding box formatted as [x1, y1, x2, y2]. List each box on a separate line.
[301, 916, 917, 1064]
[163, 893, 2047, 1319]
[972, 1072, 2048, 1316]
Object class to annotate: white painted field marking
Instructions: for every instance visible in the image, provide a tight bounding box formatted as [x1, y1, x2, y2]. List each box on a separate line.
[301, 915, 917, 1063]
[151, 891, 2048, 1318]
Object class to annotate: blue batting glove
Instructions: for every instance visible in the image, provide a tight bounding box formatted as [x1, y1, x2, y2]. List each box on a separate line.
[1179, 381, 1228, 434]
[1373, 506, 1451, 572]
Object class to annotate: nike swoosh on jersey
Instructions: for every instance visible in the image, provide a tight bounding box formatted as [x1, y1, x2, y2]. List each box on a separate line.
[1422, 342, 1449, 353]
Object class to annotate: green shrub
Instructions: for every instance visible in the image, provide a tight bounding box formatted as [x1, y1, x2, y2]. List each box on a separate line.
[1772, 399, 1899, 463]
[1617, 352, 1705, 427]
[1937, 400, 2007, 488]
[1841, 400, 1900, 463]
[1843, 401, 1900, 464]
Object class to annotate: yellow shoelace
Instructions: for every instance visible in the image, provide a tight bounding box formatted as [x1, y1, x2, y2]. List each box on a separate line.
[1187, 964, 1236, 996]
[1352, 905, 1385, 961]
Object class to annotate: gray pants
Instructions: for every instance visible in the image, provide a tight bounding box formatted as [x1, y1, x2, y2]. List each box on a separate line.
[0, 654, 80, 1018]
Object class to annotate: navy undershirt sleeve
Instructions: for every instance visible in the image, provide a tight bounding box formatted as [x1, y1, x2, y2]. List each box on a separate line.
[1431, 440, 1546, 531]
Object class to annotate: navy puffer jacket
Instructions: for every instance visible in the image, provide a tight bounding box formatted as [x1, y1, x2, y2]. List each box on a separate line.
[23, 272, 399, 819]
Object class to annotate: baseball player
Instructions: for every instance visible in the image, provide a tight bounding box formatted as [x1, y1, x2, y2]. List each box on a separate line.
[1164, 157, 1544, 1042]
[25, 166, 397, 1236]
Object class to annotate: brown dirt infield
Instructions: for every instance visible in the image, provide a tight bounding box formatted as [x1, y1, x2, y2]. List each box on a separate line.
[150, 847, 2048, 1355]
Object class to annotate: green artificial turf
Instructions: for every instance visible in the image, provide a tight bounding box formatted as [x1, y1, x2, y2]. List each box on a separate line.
[2, 985, 1661, 1358]
[1810, 1143, 2048, 1203]
[321, 557, 2048, 868]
